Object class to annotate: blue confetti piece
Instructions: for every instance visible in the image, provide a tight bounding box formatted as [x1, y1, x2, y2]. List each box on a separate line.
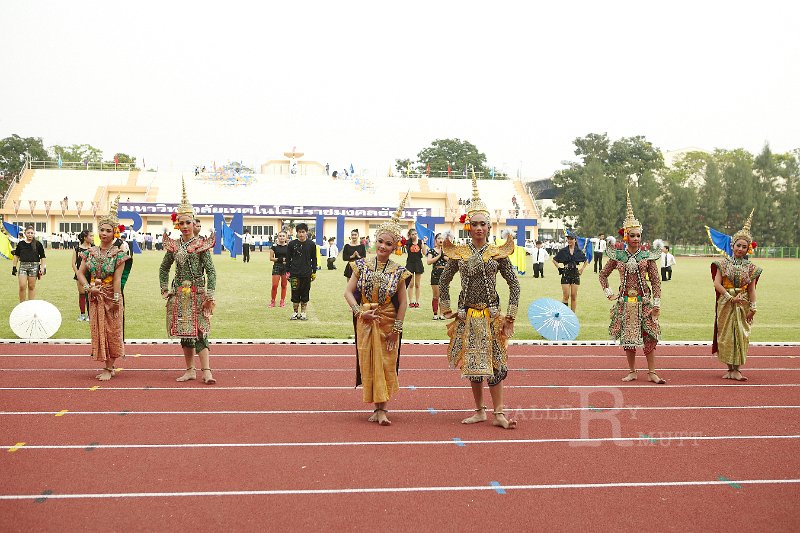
[588, 405, 603, 412]
[718, 476, 743, 489]
[407, 385, 417, 391]
[427, 407, 438, 415]
[452, 438, 465, 447]
[639, 433, 658, 443]
[34, 490, 53, 503]
[490, 481, 506, 494]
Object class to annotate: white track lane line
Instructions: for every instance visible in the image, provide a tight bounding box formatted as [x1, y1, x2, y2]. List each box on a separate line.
[2, 384, 800, 391]
[1, 353, 798, 358]
[1, 478, 799, 500]
[2, 367, 799, 372]
[2, 405, 800, 416]
[3, 434, 800, 450]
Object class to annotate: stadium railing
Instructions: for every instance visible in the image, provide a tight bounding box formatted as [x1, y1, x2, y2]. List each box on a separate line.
[673, 244, 800, 259]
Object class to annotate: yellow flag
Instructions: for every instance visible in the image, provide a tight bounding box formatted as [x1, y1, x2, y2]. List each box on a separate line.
[0, 232, 12, 260]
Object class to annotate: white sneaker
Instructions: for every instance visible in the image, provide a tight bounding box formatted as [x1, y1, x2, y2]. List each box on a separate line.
[77, 314, 85, 322]
[290, 313, 299, 320]
[299, 313, 307, 320]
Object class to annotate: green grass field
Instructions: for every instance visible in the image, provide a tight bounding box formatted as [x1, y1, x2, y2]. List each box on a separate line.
[1, 249, 798, 341]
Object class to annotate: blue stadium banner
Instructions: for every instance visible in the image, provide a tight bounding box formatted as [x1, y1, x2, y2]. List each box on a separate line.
[120, 202, 431, 220]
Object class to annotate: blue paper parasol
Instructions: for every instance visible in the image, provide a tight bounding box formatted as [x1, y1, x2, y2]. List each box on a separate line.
[528, 298, 580, 341]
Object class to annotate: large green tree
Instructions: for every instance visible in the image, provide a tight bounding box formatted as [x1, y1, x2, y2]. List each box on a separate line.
[415, 138, 490, 178]
[0, 134, 50, 191]
[50, 143, 103, 163]
[550, 133, 665, 235]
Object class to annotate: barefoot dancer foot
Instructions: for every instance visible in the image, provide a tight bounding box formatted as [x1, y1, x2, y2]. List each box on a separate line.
[462, 406, 488, 424]
[176, 367, 196, 382]
[647, 371, 666, 384]
[622, 371, 637, 382]
[731, 370, 748, 381]
[492, 411, 517, 429]
[95, 367, 114, 381]
[375, 409, 391, 426]
[201, 368, 216, 384]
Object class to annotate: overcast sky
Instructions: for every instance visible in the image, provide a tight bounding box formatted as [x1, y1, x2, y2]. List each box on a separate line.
[1, 0, 798, 178]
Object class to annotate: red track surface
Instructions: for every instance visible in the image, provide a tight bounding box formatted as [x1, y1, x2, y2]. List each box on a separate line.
[1, 343, 799, 532]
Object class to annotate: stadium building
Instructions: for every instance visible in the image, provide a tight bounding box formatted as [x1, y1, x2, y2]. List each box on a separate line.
[1, 151, 541, 246]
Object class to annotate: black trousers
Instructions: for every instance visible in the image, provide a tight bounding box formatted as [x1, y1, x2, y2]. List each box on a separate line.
[593, 253, 603, 272]
[661, 266, 672, 281]
[327, 257, 337, 270]
[243, 244, 250, 262]
[533, 263, 544, 278]
[290, 275, 312, 303]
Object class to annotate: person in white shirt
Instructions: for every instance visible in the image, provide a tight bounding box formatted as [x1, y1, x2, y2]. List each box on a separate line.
[661, 245, 676, 281]
[593, 233, 607, 273]
[326, 237, 338, 270]
[531, 240, 549, 278]
[233, 229, 256, 262]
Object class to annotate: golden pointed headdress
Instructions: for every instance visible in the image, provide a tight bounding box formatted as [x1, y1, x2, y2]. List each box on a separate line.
[375, 191, 409, 241]
[176, 176, 194, 218]
[99, 195, 120, 228]
[732, 208, 754, 245]
[466, 166, 489, 218]
[623, 188, 642, 231]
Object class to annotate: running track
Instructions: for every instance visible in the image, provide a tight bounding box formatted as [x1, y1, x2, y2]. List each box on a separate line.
[1, 342, 799, 532]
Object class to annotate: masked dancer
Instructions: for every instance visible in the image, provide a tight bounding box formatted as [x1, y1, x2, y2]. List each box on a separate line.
[707, 210, 762, 381]
[439, 171, 520, 429]
[599, 191, 664, 384]
[75, 197, 130, 381]
[159, 179, 217, 384]
[344, 194, 411, 426]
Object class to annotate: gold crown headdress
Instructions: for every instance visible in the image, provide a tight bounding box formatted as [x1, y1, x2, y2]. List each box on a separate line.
[623, 188, 642, 231]
[466, 166, 490, 218]
[731, 208, 754, 245]
[99, 195, 120, 228]
[176, 176, 194, 218]
[375, 191, 409, 242]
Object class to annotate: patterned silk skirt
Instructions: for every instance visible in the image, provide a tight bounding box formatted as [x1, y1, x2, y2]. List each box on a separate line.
[714, 289, 751, 366]
[355, 302, 400, 404]
[89, 284, 125, 362]
[447, 307, 509, 385]
[166, 281, 212, 339]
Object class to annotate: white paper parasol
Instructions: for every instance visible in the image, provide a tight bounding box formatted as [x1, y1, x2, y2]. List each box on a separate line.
[9, 300, 62, 340]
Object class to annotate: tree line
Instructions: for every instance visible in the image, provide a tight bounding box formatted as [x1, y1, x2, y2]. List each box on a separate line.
[0, 134, 136, 194]
[547, 133, 800, 246]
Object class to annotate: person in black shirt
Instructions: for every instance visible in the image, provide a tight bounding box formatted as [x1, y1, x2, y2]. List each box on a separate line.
[286, 223, 317, 320]
[342, 229, 366, 279]
[12, 225, 46, 302]
[551, 234, 587, 311]
[72, 230, 93, 321]
[404, 228, 426, 308]
[425, 233, 448, 320]
[269, 231, 290, 308]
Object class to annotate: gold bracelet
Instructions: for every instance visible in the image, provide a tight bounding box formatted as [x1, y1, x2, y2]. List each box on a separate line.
[351, 303, 362, 317]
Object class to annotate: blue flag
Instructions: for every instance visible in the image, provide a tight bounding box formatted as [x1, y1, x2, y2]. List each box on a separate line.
[705, 226, 732, 258]
[567, 230, 593, 264]
[415, 219, 436, 248]
[349, 163, 355, 175]
[3, 221, 23, 238]
[222, 224, 236, 257]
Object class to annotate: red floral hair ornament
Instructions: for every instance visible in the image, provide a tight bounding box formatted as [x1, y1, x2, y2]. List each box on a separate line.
[170, 212, 177, 222]
[118, 224, 126, 232]
[459, 214, 467, 224]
